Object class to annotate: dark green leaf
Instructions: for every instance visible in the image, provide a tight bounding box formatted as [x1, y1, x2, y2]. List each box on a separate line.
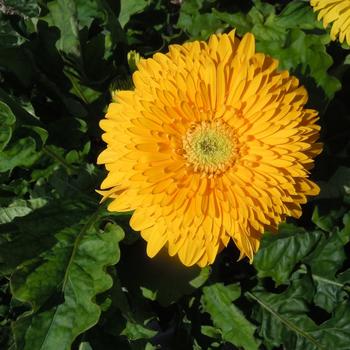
[0, 198, 47, 224]
[318, 167, 350, 199]
[208, 0, 340, 99]
[302, 215, 350, 312]
[75, 0, 106, 28]
[0, 200, 93, 275]
[0, 13, 26, 48]
[211, 9, 251, 35]
[0, 137, 40, 172]
[189, 266, 211, 288]
[0, 101, 16, 152]
[44, 0, 80, 57]
[304, 229, 349, 279]
[2, 0, 40, 17]
[201, 283, 259, 350]
[249, 275, 350, 350]
[121, 321, 157, 341]
[256, 29, 340, 100]
[140, 287, 157, 301]
[78, 342, 93, 350]
[0, 47, 34, 87]
[12, 221, 124, 350]
[311, 206, 345, 232]
[119, 0, 148, 28]
[253, 224, 324, 285]
[201, 325, 221, 339]
[177, 0, 223, 40]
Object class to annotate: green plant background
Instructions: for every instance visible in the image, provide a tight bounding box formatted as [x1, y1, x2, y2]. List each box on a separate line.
[0, 0, 350, 349]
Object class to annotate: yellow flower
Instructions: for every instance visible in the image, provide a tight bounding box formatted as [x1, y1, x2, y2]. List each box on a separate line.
[311, 0, 350, 45]
[97, 31, 322, 267]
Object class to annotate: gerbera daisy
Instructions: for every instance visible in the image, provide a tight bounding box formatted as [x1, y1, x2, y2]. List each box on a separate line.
[310, 0, 350, 45]
[98, 31, 322, 267]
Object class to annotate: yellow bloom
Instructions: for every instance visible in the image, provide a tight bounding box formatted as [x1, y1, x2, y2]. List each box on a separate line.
[311, 0, 350, 45]
[98, 31, 322, 267]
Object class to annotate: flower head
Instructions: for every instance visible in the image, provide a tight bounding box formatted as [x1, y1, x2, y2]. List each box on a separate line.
[98, 31, 322, 267]
[311, 0, 350, 45]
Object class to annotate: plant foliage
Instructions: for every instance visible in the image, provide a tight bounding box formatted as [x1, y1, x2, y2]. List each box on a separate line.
[0, 0, 350, 349]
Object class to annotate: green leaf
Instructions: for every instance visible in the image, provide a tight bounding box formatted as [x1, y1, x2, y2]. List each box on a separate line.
[302, 216, 350, 312]
[140, 287, 157, 301]
[249, 275, 350, 350]
[305, 229, 349, 279]
[75, 0, 106, 28]
[121, 320, 157, 341]
[177, 0, 223, 40]
[189, 266, 211, 288]
[0, 47, 34, 87]
[12, 220, 124, 350]
[79, 342, 93, 350]
[0, 200, 93, 275]
[201, 283, 260, 350]
[276, 1, 322, 29]
[211, 9, 251, 35]
[0, 88, 42, 128]
[210, 0, 340, 99]
[0, 13, 26, 48]
[44, 0, 80, 57]
[256, 29, 340, 100]
[248, 0, 340, 99]
[201, 325, 221, 339]
[0, 101, 16, 152]
[0, 92, 47, 173]
[64, 68, 102, 104]
[119, 0, 148, 28]
[0, 198, 47, 224]
[340, 213, 350, 243]
[255, 216, 350, 312]
[300, 266, 348, 314]
[311, 206, 345, 232]
[0, 203, 30, 224]
[318, 167, 350, 199]
[0, 137, 40, 172]
[145, 343, 157, 350]
[2, 0, 40, 17]
[253, 224, 324, 285]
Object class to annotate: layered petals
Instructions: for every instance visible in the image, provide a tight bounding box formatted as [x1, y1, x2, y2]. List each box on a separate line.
[311, 0, 350, 45]
[98, 31, 322, 267]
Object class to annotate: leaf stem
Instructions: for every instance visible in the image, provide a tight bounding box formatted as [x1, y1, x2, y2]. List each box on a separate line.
[246, 291, 326, 350]
[298, 266, 350, 292]
[42, 146, 76, 173]
[61, 201, 108, 290]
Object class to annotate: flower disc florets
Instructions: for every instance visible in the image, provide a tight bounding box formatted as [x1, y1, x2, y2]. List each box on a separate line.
[97, 30, 322, 267]
[183, 121, 237, 177]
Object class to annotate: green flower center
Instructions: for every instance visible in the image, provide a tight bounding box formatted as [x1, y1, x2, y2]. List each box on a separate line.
[183, 121, 237, 176]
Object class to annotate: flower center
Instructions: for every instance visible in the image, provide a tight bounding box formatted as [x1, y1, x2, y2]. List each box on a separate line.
[182, 121, 237, 176]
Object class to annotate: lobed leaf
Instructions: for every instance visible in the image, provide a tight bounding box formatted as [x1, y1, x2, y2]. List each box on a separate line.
[201, 283, 260, 350]
[119, 0, 148, 28]
[2, 0, 40, 17]
[44, 0, 81, 57]
[253, 224, 324, 285]
[12, 220, 124, 350]
[0, 198, 47, 224]
[0, 200, 94, 276]
[249, 275, 350, 350]
[0, 13, 26, 48]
